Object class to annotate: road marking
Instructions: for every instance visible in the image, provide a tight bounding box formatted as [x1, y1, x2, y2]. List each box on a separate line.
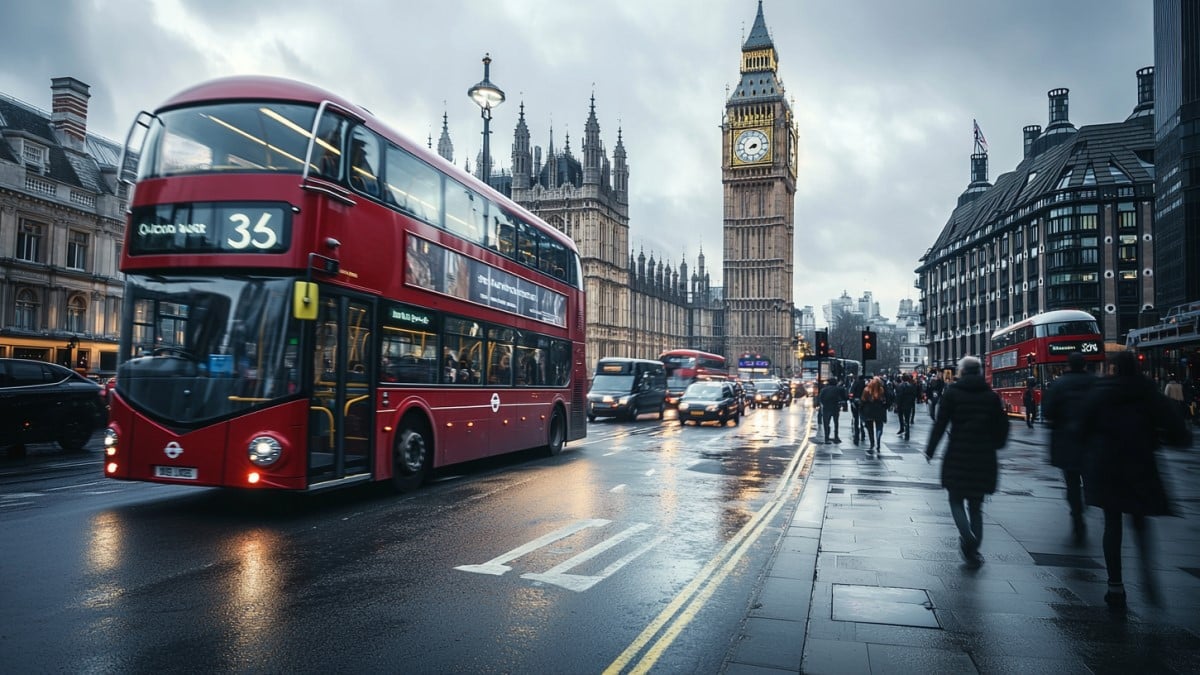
[522, 523, 661, 592]
[611, 484, 627, 493]
[605, 422, 816, 674]
[455, 518, 610, 576]
[1, 493, 44, 499]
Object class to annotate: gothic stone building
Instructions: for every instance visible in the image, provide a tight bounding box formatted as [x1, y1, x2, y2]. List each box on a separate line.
[0, 77, 127, 376]
[917, 71, 1157, 371]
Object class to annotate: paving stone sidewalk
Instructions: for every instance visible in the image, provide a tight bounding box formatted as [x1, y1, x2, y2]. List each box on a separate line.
[726, 409, 1200, 674]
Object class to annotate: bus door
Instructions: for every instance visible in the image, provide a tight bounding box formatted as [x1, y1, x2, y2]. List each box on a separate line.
[309, 292, 373, 483]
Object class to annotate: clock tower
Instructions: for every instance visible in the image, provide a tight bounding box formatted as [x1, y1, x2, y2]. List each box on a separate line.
[722, 0, 797, 375]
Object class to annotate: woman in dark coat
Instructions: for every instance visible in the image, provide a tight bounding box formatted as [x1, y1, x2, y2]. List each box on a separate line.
[925, 356, 1009, 567]
[1078, 351, 1190, 610]
[859, 377, 888, 453]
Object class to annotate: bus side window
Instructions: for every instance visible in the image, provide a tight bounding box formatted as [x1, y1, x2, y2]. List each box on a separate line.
[348, 127, 381, 198]
[445, 182, 485, 245]
[384, 144, 441, 224]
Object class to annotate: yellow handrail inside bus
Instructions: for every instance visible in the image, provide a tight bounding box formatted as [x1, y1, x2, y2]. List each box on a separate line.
[309, 405, 334, 449]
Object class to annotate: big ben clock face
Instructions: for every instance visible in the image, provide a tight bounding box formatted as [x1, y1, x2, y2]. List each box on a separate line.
[734, 128, 770, 164]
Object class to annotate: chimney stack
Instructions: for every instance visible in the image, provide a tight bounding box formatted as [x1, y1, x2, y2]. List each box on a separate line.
[1046, 88, 1071, 131]
[1128, 66, 1154, 120]
[1023, 125, 1042, 158]
[51, 77, 90, 149]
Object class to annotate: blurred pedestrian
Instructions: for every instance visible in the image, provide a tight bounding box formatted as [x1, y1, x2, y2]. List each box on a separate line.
[1164, 374, 1185, 419]
[849, 374, 867, 445]
[1040, 351, 1095, 544]
[925, 356, 1009, 567]
[1079, 351, 1191, 610]
[818, 377, 848, 443]
[860, 377, 888, 453]
[1023, 379, 1037, 428]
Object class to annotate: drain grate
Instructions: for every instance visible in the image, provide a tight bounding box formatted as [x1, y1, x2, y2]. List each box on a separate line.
[1029, 552, 1104, 569]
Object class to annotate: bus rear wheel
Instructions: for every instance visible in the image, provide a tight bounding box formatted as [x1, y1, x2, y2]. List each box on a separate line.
[392, 423, 430, 493]
[544, 409, 566, 457]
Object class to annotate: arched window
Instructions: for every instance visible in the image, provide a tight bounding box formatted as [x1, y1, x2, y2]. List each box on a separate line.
[14, 288, 38, 330]
[67, 295, 87, 333]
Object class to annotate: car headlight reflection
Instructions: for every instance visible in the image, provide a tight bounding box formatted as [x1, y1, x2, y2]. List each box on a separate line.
[248, 436, 282, 467]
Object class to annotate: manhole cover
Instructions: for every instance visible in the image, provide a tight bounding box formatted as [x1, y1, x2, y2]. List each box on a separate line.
[831, 584, 941, 629]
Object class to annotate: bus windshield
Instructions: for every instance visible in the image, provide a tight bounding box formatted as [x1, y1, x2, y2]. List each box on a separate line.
[590, 374, 635, 394]
[117, 275, 302, 425]
[139, 102, 319, 178]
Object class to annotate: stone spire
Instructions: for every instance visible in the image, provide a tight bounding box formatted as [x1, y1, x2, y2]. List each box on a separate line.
[437, 109, 454, 162]
[512, 101, 531, 191]
[583, 92, 602, 185]
[613, 126, 628, 203]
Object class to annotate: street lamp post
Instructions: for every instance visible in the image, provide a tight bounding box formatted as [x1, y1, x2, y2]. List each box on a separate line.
[467, 53, 505, 186]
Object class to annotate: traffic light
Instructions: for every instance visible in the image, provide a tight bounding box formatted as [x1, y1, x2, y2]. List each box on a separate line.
[815, 331, 829, 357]
[861, 330, 877, 360]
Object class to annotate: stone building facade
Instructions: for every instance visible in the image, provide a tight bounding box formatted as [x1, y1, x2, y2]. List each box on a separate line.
[917, 72, 1157, 371]
[0, 77, 127, 376]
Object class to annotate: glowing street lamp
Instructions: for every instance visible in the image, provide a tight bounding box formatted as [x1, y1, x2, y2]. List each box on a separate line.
[467, 53, 505, 185]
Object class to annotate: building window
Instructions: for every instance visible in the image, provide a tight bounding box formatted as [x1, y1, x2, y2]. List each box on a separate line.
[67, 231, 89, 271]
[66, 296, 87, 333]
[1118, 235, 1138, 263]
[17, 220, 44, 263]
[14, 289, 38, 330]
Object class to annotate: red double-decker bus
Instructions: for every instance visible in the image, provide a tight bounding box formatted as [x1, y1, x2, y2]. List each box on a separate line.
[103, 76, 586, 491]
[987, 309, 1104, 416]
[659, 349, 727, 405]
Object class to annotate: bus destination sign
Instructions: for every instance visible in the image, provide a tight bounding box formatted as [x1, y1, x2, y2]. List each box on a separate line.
[129, 202, 290, 254]
[1047, 340, 1102, 356]
[406, 235, 567, 328]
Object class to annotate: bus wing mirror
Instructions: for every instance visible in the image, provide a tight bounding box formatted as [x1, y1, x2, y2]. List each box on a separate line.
[293, 281, 319, 320]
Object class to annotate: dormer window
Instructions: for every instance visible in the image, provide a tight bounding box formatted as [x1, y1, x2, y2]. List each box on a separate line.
[22, 140, 48, 174]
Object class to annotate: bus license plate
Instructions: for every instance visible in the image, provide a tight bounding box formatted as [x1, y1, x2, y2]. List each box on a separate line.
[154, 465, 198, 480]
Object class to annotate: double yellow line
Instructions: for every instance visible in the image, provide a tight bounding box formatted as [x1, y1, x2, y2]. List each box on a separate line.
[604, 426, 816, 674]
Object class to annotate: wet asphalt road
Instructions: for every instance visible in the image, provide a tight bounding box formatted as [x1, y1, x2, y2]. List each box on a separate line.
[0, 402, 815, 672]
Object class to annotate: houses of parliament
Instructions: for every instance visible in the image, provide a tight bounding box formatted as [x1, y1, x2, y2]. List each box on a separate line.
[442, 2, 797, 373]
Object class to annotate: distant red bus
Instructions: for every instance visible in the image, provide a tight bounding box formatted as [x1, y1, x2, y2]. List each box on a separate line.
[660, 349, 727, 405]
[987, 309, 1104, 416]
[104, 76, 586, 491]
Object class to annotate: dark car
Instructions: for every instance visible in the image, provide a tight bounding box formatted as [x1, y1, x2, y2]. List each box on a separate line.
[677, 381, 740, 426]
[752, 379, 791, 409]
[0, 358, 106, 452]
[587, 358, 668, 422]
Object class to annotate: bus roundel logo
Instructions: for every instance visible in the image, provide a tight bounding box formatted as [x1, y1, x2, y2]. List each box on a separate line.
[164, 442, 184, 459]
[491, 393, 501, 413]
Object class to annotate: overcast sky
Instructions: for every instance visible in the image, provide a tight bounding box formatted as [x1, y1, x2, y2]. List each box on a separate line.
[1, 0, 1153, 327]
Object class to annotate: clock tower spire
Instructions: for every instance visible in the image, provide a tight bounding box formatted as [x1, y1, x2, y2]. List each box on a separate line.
[722, 0, 798, 376]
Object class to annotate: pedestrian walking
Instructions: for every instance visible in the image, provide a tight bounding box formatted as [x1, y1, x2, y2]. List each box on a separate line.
[926, 373, 945, 420]
[859, 377, 888, 453]
[849, 374, 867, 445]
[1078, 351, 1191, 610]
[924, 356, 1009, 567]
[1040, 352, 1095, 543]
[1164, 374, 1185, 419]
[894, 374, 918, 441]
[1023, 379, 1038, 428]
[817, 378, 848, 444]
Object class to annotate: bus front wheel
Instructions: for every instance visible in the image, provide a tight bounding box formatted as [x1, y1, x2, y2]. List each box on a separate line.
[392, 423, 430, 493]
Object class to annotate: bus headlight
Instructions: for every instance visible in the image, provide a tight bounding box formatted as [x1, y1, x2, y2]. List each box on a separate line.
[248, 436, 282, 467]
[103, 427, 119, 456]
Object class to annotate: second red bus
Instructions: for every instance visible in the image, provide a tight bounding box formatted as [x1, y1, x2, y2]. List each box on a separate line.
[987, 309, 1104, 417]
[660, 349, 727, 405]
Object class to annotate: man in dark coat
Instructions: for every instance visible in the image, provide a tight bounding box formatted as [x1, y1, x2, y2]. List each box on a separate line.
[1078, 350, 1190, 610]
[926, 374, 945, 420]
[849, 374, 867, 444]
[894, 374, 918, 441]
[1040, 351, 1095, 543]
[925, 356, 1009, 567]
[817, 378, 848, 443]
